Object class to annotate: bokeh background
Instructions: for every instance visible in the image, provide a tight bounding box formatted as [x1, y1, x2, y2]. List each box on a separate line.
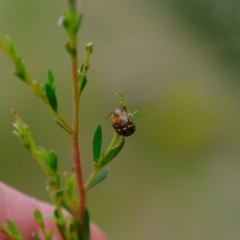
[1, 0, 240, 239]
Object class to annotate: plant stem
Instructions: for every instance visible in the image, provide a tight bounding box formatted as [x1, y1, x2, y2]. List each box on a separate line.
[71, 37, 85, 223]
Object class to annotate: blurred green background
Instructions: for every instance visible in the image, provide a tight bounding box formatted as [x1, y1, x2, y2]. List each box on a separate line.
[1, 0, 240, 239]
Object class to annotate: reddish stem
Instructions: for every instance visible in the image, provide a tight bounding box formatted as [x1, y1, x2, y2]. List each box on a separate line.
[71, 39, 85, 223]
[72, 135, 85, 222]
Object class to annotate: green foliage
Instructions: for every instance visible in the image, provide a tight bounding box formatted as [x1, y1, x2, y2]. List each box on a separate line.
[45, 70, 58, 112]
[12, 110, 60, 189]
[79, 73, 87, 94]
[0, 36, 26, 81]
[0, 38, 73, 133]
[78, 42, 93, 96]
[101, 137, 125, 167]
[129, 110, 139, 119]
[81, 210, 90, 240]
[33, 210, 54, 240]
[0, 0, 138, 239]
[7, 220, 21, 237]
[89, 168, 110, 189]
[0, 219, 24, 240]
[93, 125, 102, 163]
[12, 109, 36, 153]
[34, 209, 44, 227]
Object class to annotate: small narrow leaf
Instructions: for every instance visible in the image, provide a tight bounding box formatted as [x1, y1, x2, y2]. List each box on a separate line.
[78, 66, 88, 95]
[34, 210, 54, 240]
[79, 76, 87, 94]
[7, 219, 21, 235]
[5, 36, 17, 60]
[34, 209, 43, 222]
[81, 209, 90, 240]
[45, 83, 58, 111]
[14, 55, 25, 80]
[101, 137, 125, 167]
[49, 151, 58, 171]
[92, 125, 102, 163]
[45, 70, 57, 111]
[89, 168, 110, 190]
[48, 70, 54, 88]
[11, 111, 35, 153]
[33, 210, 45, 230]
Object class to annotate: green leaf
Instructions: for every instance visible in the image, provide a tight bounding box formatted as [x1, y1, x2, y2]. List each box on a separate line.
[49, 151, 58, 171]
[47, 70, 55, 89]
[33, 209, 44, 228]
[5, 36, 17, 60]
[79, 76, 87, 94]
[45, 83, 58, 111]
[89, 168, 110, 189]
[78, 66, 88, 95]
[38, 147, 60, 187]
[4, 36, 26, 81]
[34, 210, 55, 240]
[7, 219, 21, 235]
[101, 137, 125, 167]
[81, 209, 90, 240]
[0, 37, 26, 82]
[92, 125, 102, 163]
[14, 55, 25, 80]
[12, 112, 35, 153]
[45, 70, 57, 111]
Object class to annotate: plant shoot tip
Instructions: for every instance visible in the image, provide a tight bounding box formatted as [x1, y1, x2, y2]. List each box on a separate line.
[86, 42, 93, 48]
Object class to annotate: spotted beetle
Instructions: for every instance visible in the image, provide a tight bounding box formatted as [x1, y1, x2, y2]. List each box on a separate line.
[111, 106, 136, 137]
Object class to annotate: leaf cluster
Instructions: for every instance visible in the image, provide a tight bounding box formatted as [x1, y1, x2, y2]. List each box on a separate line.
[0, 0, 138, 239]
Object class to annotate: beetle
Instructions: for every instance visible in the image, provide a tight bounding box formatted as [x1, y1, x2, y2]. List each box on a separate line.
[111, 106, 136, 137]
